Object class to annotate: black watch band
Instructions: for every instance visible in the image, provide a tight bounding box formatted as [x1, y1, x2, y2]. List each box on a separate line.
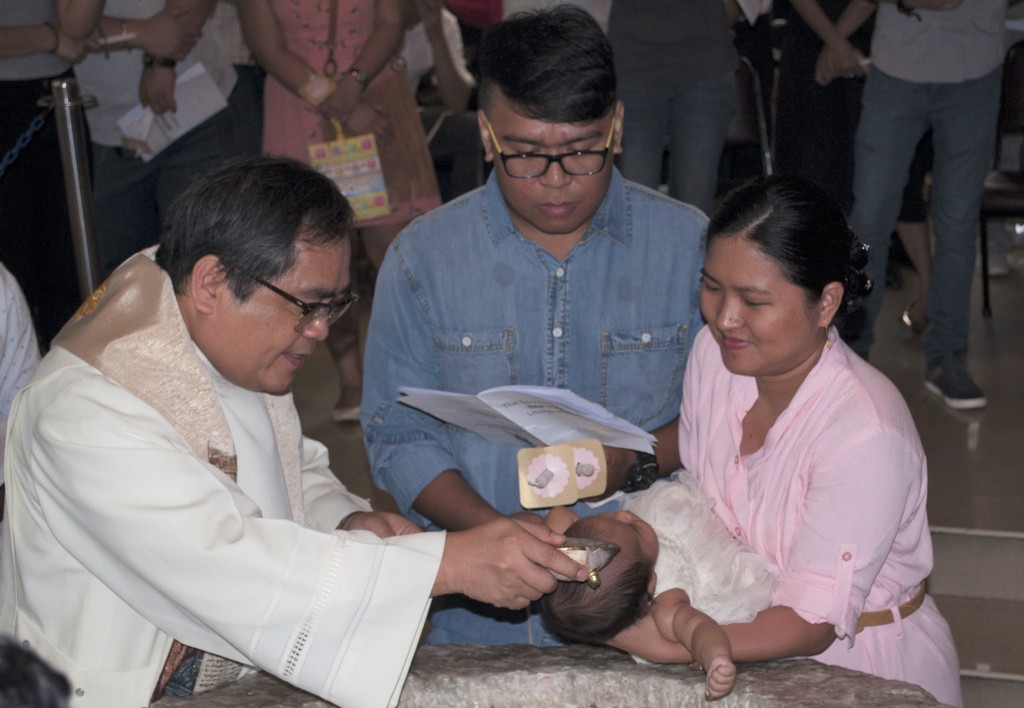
[622, 451, 659, 493]
[896, 0, 921, 20]
[142, 53, 177, 69]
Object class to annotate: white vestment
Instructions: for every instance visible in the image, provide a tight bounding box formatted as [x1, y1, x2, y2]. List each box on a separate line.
[0, 253, 443, 708]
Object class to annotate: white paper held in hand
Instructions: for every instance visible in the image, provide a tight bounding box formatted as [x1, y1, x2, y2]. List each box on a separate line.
[397, 384, 656, 453]
[116, 62, 229, 162]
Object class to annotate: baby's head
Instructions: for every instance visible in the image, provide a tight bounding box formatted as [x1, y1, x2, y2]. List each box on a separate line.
[541, 510, 659, 644]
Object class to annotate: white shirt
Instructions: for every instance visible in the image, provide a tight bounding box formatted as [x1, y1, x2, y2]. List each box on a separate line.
[0, 263, 40, 485]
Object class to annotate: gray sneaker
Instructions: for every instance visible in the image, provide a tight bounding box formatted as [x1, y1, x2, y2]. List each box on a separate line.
[925, 354, 987, 410]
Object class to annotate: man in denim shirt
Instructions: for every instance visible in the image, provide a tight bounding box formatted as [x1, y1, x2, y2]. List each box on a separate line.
[361, 5, 706, 646]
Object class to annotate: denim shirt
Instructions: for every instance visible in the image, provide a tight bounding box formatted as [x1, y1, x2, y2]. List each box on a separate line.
[361, 169, 705, 643]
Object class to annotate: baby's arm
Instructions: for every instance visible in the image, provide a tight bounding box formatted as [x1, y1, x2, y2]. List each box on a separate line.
[652, 588, 736, 700]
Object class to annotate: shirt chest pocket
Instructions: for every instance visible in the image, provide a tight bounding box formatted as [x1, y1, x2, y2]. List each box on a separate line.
[600, 323, 690, 427]
[437, 327, 517, 393]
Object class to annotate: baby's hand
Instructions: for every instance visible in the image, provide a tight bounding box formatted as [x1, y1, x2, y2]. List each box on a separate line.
[703, 652, 736, 700]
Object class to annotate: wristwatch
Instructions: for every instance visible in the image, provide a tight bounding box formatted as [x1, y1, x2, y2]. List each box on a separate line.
[142, 53, 177, 69]
[347, 67, 368, 89]
[622, 451, 659, 493]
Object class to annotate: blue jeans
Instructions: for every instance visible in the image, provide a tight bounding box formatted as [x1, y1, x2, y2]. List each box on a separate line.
[616, 71, 735, 215]
[91, 103, 236, 276]
[848, 67, 1001, 363]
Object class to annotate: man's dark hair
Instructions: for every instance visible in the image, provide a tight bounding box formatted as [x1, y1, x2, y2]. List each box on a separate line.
[0, 635, 71, 708]
[477, 4, 616, 123]
[155, 156, 354, 301]
[540, 517, 654, 645]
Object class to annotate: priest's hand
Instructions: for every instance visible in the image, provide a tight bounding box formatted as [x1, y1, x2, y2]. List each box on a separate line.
[432, 517, 587, 609]
[339, 510, 421, 538]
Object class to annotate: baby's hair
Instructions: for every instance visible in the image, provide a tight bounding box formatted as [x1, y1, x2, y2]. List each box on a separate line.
[541, 517, 654, 644]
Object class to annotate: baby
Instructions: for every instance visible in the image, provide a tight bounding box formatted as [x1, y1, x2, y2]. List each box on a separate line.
[542, 472, 775, 700]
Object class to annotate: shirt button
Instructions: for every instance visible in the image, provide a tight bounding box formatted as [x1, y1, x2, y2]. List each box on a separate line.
[553, 327, 563, 338]
[555, 267, 565, 278]
[733, 455, 739, 464]
[461, 335, 472, 347]
[76, 688, 85, 697]
[842, 552, 852, 562]
[734, 526, 743, 537]
[641, 332, 651, 344]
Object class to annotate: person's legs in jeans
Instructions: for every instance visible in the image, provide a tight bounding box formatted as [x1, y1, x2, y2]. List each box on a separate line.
[666, 70, 735, 215]
[848, 69, 930, 358]
[91, 144, 160, 277]
[616, 84, 672, 192]
[922, 68, 1001, 387]
[155, 108, 236, 230]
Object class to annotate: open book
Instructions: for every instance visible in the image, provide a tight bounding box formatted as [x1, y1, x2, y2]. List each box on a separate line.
[398, 385, 656, 454]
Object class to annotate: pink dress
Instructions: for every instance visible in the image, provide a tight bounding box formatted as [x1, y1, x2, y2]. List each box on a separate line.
[679, 325, 962, 707]
[264, 0, 439, 225]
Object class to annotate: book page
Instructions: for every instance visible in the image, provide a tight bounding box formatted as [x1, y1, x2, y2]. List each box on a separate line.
[398, 385, 654, 453]
[478, 386, 655, 453]
[397, 387, 545, 446]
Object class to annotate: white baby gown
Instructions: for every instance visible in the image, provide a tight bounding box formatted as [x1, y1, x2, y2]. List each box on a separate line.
[623, 470, 775, 624]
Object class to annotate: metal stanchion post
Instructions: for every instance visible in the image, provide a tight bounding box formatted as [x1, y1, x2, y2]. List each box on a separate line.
[44, 78, 101, 300]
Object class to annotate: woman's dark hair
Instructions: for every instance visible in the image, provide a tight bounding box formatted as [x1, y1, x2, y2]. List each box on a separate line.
[540, 517, 654, 645]
[707, 175, 872, 331]
[476, 5, 616, 123]
[155, 156, 354, 300]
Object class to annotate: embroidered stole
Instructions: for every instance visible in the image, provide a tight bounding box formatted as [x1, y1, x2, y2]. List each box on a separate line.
[54, 251, 308, 700]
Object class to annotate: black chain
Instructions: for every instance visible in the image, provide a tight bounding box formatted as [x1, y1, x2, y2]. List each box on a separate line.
[0, 107, 53, 180]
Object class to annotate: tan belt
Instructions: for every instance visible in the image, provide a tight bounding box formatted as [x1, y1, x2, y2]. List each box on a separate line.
[856, 581, 927, 633]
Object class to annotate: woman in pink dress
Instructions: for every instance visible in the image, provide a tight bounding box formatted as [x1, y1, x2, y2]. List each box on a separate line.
[241, 0, 441, 421]
[616, 175, 962, 706]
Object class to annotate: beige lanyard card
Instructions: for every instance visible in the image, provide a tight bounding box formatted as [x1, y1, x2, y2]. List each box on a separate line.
[517, 439, 607, 509]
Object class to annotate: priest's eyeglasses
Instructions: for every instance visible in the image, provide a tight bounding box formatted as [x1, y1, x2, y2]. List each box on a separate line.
[255, 277, 358, 333]
[484, 116, 615, 179]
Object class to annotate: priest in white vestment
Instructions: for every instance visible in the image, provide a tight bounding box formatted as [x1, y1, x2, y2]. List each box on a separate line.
[0, 156, 586, 708]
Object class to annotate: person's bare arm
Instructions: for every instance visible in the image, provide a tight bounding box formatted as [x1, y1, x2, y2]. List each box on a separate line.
[789, 0, 868, 85]
[59, 0, 212, 60]
[652, 589, 735, 700]
[610, 599, 836, 664]
[722, 605, 836, 662]
[411, 468, 504, 530]
[409, 0, 472, 112]
[236, 0, 315, 94]
[432, 516, 588, 608]
[319, 0, 404, 124]
[0, 24, 85, 63]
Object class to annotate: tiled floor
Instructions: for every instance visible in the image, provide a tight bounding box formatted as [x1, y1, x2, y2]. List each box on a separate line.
[293, 234, 1024, 537]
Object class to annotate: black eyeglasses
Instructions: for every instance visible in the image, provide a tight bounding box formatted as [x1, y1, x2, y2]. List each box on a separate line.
[255, 277, 358, 333]
[484, 116, 615, 179]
